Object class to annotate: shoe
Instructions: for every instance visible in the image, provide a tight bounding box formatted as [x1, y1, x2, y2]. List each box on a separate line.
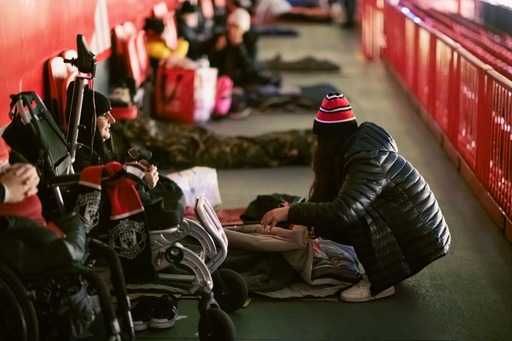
[341, 21, 356, 29]
[228, 107, 252, 120]
[131, 296, 156, 331]
[265, 54, 282, 70]
[258, 96, 291, 111]
[148, 294, 178, 329]
[339, 275, 395, 302]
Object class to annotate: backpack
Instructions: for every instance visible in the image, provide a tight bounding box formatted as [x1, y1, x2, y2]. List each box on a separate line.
[3, 91, 73, 217]
[3, 91, 72, 179]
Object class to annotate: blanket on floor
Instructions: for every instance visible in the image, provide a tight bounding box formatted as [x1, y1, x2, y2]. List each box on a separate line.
[222, 224, 362, 298]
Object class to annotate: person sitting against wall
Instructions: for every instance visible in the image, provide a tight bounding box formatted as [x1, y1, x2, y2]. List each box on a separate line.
[0, 135, 99, 339]
[69, 86, 182, 331]
[143, 17, 189, 75]
[208, 7, 284, 117]
[176, 0, 216, 61]
[72, 85, 186, 225]
[0, 135, 85, 263]
[0, 137, 45, 225]
[72, 86, 184, 204]
[208, 7, 278, 89]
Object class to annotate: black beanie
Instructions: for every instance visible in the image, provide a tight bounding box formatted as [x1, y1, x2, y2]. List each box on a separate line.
[144, 17, 165, 35]
[82, 87, 112, 117]
[313, 92, 358, 137]
[180, 1, 197, 14]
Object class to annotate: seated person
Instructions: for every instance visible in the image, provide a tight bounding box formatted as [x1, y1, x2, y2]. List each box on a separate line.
[72, 86, 185, 226]
[0, 136, 99, 341]
[209, 7, 281, 89]
[0, 137, 45, 225]
[208, 7, 282, 115]
[176, 1, 216, 61]
[71, 88, 182, 330]
[0, 135, 84, 260]
[73, 87, 159, 190]
[208, 7, 262, 88]
[143, 17, 189, 74]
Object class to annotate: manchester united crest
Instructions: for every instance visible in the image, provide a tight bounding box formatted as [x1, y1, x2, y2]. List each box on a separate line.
[109, 219, 148, 259]
[75, 192, 101, 233]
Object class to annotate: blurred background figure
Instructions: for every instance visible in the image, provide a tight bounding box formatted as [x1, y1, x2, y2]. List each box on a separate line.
[340, 0, 357, 28]
[176, 0, 216, 60]
[143, 17, 189, 73]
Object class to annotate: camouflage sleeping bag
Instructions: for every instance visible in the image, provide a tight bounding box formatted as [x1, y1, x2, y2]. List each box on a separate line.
[111, 113, 315, 170]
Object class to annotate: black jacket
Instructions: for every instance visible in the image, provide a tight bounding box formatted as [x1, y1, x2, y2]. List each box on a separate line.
[288, 122, 451, 294]
[176, 17, 215, 61]
[208, 30, 262, 87]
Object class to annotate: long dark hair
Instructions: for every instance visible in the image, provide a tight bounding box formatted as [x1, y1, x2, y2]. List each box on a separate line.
[309, 121, 357, 202]
[309, 136, 340, 202]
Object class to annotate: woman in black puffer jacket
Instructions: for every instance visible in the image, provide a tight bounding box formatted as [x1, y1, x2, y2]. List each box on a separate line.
[261, 92, 451, 302]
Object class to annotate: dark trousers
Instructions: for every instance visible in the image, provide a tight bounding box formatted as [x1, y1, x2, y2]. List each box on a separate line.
[342, 0, 356, 24]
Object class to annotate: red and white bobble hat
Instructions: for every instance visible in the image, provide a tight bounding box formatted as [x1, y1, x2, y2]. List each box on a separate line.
[313, 92, 358, 137]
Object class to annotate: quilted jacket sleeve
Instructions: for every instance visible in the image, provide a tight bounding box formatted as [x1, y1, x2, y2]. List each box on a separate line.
[288, 149, 390, 231]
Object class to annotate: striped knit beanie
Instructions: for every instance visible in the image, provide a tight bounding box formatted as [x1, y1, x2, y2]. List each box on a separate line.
[313, 92, 358, 137]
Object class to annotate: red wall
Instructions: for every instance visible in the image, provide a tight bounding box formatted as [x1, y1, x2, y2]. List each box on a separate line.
[0, 0, 176, 127]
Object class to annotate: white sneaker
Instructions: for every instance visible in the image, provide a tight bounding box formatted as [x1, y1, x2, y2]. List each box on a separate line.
[340, 275, 395, 302]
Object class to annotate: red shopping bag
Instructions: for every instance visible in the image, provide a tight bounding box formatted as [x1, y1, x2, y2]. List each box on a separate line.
[154, 66, 217, 123]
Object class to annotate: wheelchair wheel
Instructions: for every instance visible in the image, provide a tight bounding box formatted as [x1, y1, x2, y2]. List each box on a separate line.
[213, 268, 248, 313]
[198, 307, 236, 341]
[0, 262, 38, 341]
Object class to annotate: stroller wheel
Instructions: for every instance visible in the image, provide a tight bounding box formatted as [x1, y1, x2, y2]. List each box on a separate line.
[198, 307, 236, 341]
[0, 262, 38, 341]
[213, 268, 248, 313]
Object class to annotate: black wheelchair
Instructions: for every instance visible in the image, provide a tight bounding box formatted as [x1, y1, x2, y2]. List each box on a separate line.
[0, 212, 134, 341]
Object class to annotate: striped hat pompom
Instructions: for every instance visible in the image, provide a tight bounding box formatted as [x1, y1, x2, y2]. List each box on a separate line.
[313, 92, 358, 137]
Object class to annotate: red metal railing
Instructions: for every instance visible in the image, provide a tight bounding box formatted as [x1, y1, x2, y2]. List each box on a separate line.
[361, 0, 385, 61]
[488, 71, 512, 219]
[361, 0, 512, 243]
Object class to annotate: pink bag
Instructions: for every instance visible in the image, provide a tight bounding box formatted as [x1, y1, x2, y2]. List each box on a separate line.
[213, 76, 233, 116]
